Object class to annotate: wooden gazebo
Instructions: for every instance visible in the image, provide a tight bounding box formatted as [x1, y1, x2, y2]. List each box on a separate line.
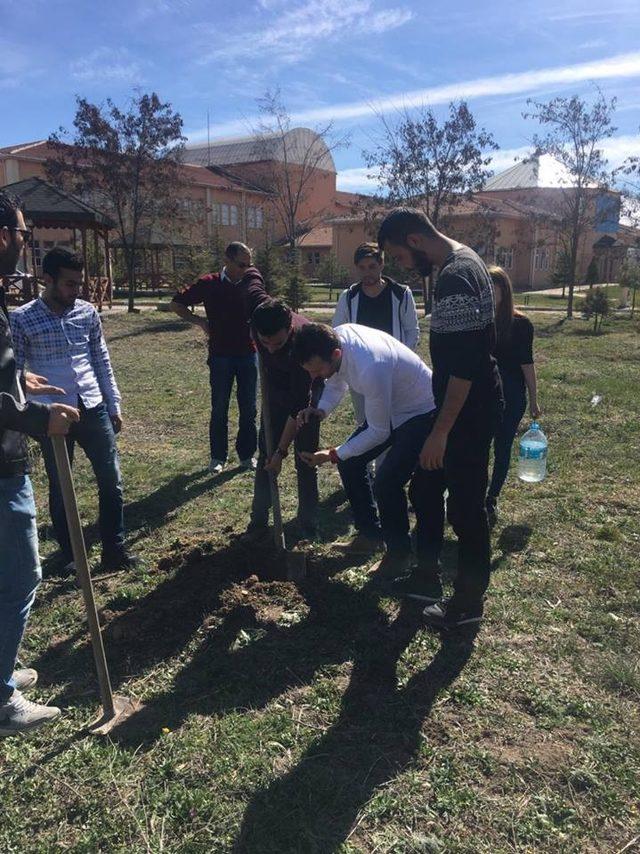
[2, 177, 115, 309]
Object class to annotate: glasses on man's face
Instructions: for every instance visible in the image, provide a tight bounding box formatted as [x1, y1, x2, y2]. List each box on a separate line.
[2, 225, 33, 245]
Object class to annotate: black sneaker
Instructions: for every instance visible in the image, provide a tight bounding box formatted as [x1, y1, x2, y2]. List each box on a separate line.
[390, 572, 443, 604]
[100, 550, 140, 573]
[423, 598, 484, 629]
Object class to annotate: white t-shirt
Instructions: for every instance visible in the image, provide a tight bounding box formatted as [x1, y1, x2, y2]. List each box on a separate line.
[318, 324, 435, 460]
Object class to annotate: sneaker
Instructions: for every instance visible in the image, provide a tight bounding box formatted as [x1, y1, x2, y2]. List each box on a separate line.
[390, 572, 443, 604]
[100, 550, 140, 573]
[0, 690, 61, 736]
[43, 556, 75, 579]
[423, 598, 484, 630]
[240, 458, 257, 471]
[12, 668, 38, 692]
[208, 458, 226, 475]
[330, 533, 384, 555]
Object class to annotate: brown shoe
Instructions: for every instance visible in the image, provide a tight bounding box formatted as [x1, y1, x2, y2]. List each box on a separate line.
[330, 533, 383, 555]
[367, 552, 411, 586]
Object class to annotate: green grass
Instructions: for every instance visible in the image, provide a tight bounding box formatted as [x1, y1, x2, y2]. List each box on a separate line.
[1, 310, 639, 852]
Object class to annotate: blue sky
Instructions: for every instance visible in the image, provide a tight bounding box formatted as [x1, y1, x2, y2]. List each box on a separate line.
[2, 0, 639, 192]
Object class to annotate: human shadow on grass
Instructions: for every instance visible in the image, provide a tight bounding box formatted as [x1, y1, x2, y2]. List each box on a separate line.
[491, 524, 532, 573]
[107, 320, 192, 342]
[234, 617, 476, 853]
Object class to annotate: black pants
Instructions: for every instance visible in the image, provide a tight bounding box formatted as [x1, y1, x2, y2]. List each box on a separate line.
[409, 410, 495, 605]
[250, 404, 320, 530]
[488, 372, 526, 503]
[337, 412, 434, 553]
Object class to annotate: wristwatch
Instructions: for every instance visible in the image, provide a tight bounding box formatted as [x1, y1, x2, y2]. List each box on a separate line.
[329, 448, 340, 464]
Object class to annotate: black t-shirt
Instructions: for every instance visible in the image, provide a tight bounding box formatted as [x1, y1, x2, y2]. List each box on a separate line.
[495, 315, 534, 386]
[429, 246, 502, 418]
[355, 284, 393, 335]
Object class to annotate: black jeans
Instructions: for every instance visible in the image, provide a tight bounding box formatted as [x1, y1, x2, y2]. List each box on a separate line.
[488, 372, 526, 503]
[40, 401, 124, 562]
[251, 405, 320, 530]
[337, 412, 434, 553]
[409, 408, 496, 605]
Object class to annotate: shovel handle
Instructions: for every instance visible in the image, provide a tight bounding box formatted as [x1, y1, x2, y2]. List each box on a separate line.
[257, 353, 285, 551]
[51, 436, 115, 719]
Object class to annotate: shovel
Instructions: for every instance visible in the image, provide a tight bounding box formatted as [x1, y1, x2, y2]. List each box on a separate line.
[51, 436, 140, 735]
[258, 354, 307, 582]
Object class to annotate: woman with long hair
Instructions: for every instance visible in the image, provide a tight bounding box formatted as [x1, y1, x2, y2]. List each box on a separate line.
[487, 265, 541, 523]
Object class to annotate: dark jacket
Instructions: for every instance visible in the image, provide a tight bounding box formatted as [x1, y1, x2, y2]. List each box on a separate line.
[0, 286, 49, 477]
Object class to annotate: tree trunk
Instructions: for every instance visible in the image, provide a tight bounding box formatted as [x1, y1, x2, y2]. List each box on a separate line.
[632, 286, 637, 317]
[127, 244, 137, 313]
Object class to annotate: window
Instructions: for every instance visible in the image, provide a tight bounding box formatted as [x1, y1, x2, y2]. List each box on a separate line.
[247, 206, 264, 229]
[494, 247, 513, 270]
[534, 247, 550, 271]
[307, 252, 321, 266]
[211, 202, 221, 224]
[230, 205, 238, 226]
[221, 204, 230, 226]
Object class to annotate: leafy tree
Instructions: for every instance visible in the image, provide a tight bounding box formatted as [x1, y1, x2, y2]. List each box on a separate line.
[46, 92, 185, 312]
[551, 246, 572, 298]
[254, 242, 287, 296]
[283, 270, 310, 312]
[585, 257, 600, 287]
[582, 286, 610, 333]
[364, 100, 498, 312]
[619, 257, 640, 316]
[317, 252, 349, 299]
[524, 91, 616, 319]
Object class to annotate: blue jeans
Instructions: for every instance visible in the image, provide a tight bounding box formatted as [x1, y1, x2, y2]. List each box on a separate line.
[0, 476, 41, 702]
[40, 401, 124, 562]
[488, 372, 527, 503]
[337, 413, 434, 553]
[209, 354, 258, 462]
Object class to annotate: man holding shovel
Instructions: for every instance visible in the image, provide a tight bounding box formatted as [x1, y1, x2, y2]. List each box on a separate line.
[0, 191, 79, 736]
[242, 299, 323, 543]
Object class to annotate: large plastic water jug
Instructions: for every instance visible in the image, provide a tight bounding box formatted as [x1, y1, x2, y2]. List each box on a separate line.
[518, 422, 547, 483]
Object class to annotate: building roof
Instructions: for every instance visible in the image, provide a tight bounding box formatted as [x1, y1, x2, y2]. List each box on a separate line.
[1, 176, 114, 228]
[299, 226, 333, 248]
[183, 127, 336, 173]
[484, 153, 577, 191]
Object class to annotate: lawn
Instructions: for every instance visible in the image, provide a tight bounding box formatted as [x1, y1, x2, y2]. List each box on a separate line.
[1, 310, 638, 853]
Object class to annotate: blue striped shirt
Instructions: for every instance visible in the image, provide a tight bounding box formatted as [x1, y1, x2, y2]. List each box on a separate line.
[10, 297, 121, 415]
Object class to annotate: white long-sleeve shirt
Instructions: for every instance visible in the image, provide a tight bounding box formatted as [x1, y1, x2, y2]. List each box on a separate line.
[318, 324, 435, 460]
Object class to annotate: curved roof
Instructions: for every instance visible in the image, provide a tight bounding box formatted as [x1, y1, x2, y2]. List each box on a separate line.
[484, 153, 575, 191]
[183, 127, 336, 173]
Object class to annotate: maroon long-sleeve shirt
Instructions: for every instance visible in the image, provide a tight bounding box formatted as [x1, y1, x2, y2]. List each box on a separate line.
[173, 266, 268, 357]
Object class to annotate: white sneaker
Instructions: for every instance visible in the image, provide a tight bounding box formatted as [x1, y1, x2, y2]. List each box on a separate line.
[208, 458, 226, 475]
[0, 690, 61, 736]
[240, 457, 257, 471]
[12, 668, 38, 692]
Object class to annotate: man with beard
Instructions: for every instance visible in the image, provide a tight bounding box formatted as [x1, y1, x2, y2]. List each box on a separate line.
[332, 242, 419, 425]
[1, 191, 79, 735]
[11, 247, 136, 576]
[378, 208, 502, 629]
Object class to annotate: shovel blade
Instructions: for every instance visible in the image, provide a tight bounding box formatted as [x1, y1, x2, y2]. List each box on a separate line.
[88, 695, 143, 736]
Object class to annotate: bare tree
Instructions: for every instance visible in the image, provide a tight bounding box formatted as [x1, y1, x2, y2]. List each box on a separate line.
[46, 92, 185, 312]
[363, 101, 498, 311]
[251, 90, 347, 255]
[524, 91, 617, 318]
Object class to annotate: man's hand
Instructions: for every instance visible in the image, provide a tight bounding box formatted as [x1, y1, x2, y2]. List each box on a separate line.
[264, 454, 283, 476]
[530, 400, 542, 419]
[298, 449, 332, 468]
[47, 403, 80, 436]
[25, 372, 65, 396]
[111, 413, 123, 434]
[296, 407, 325, 428]
[419, 428, 448, 470]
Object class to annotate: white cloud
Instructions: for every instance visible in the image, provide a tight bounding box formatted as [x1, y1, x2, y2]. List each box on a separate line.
[69, 48, 144, 83]
[197, 0, 413, 65]
[337, 167, 379, 193]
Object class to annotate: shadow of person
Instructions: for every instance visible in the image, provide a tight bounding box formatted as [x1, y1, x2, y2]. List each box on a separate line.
[234, 603, 477, 852]
[491, 523, 532, 573]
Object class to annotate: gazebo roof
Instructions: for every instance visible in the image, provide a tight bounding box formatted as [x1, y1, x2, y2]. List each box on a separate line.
[2, 176, 114, 229]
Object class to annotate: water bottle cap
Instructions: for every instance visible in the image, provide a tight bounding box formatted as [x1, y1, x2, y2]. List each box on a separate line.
[531, 421, 539, 430]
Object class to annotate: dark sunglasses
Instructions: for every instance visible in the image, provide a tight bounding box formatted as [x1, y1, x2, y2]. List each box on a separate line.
[1, 225, 33, 245]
